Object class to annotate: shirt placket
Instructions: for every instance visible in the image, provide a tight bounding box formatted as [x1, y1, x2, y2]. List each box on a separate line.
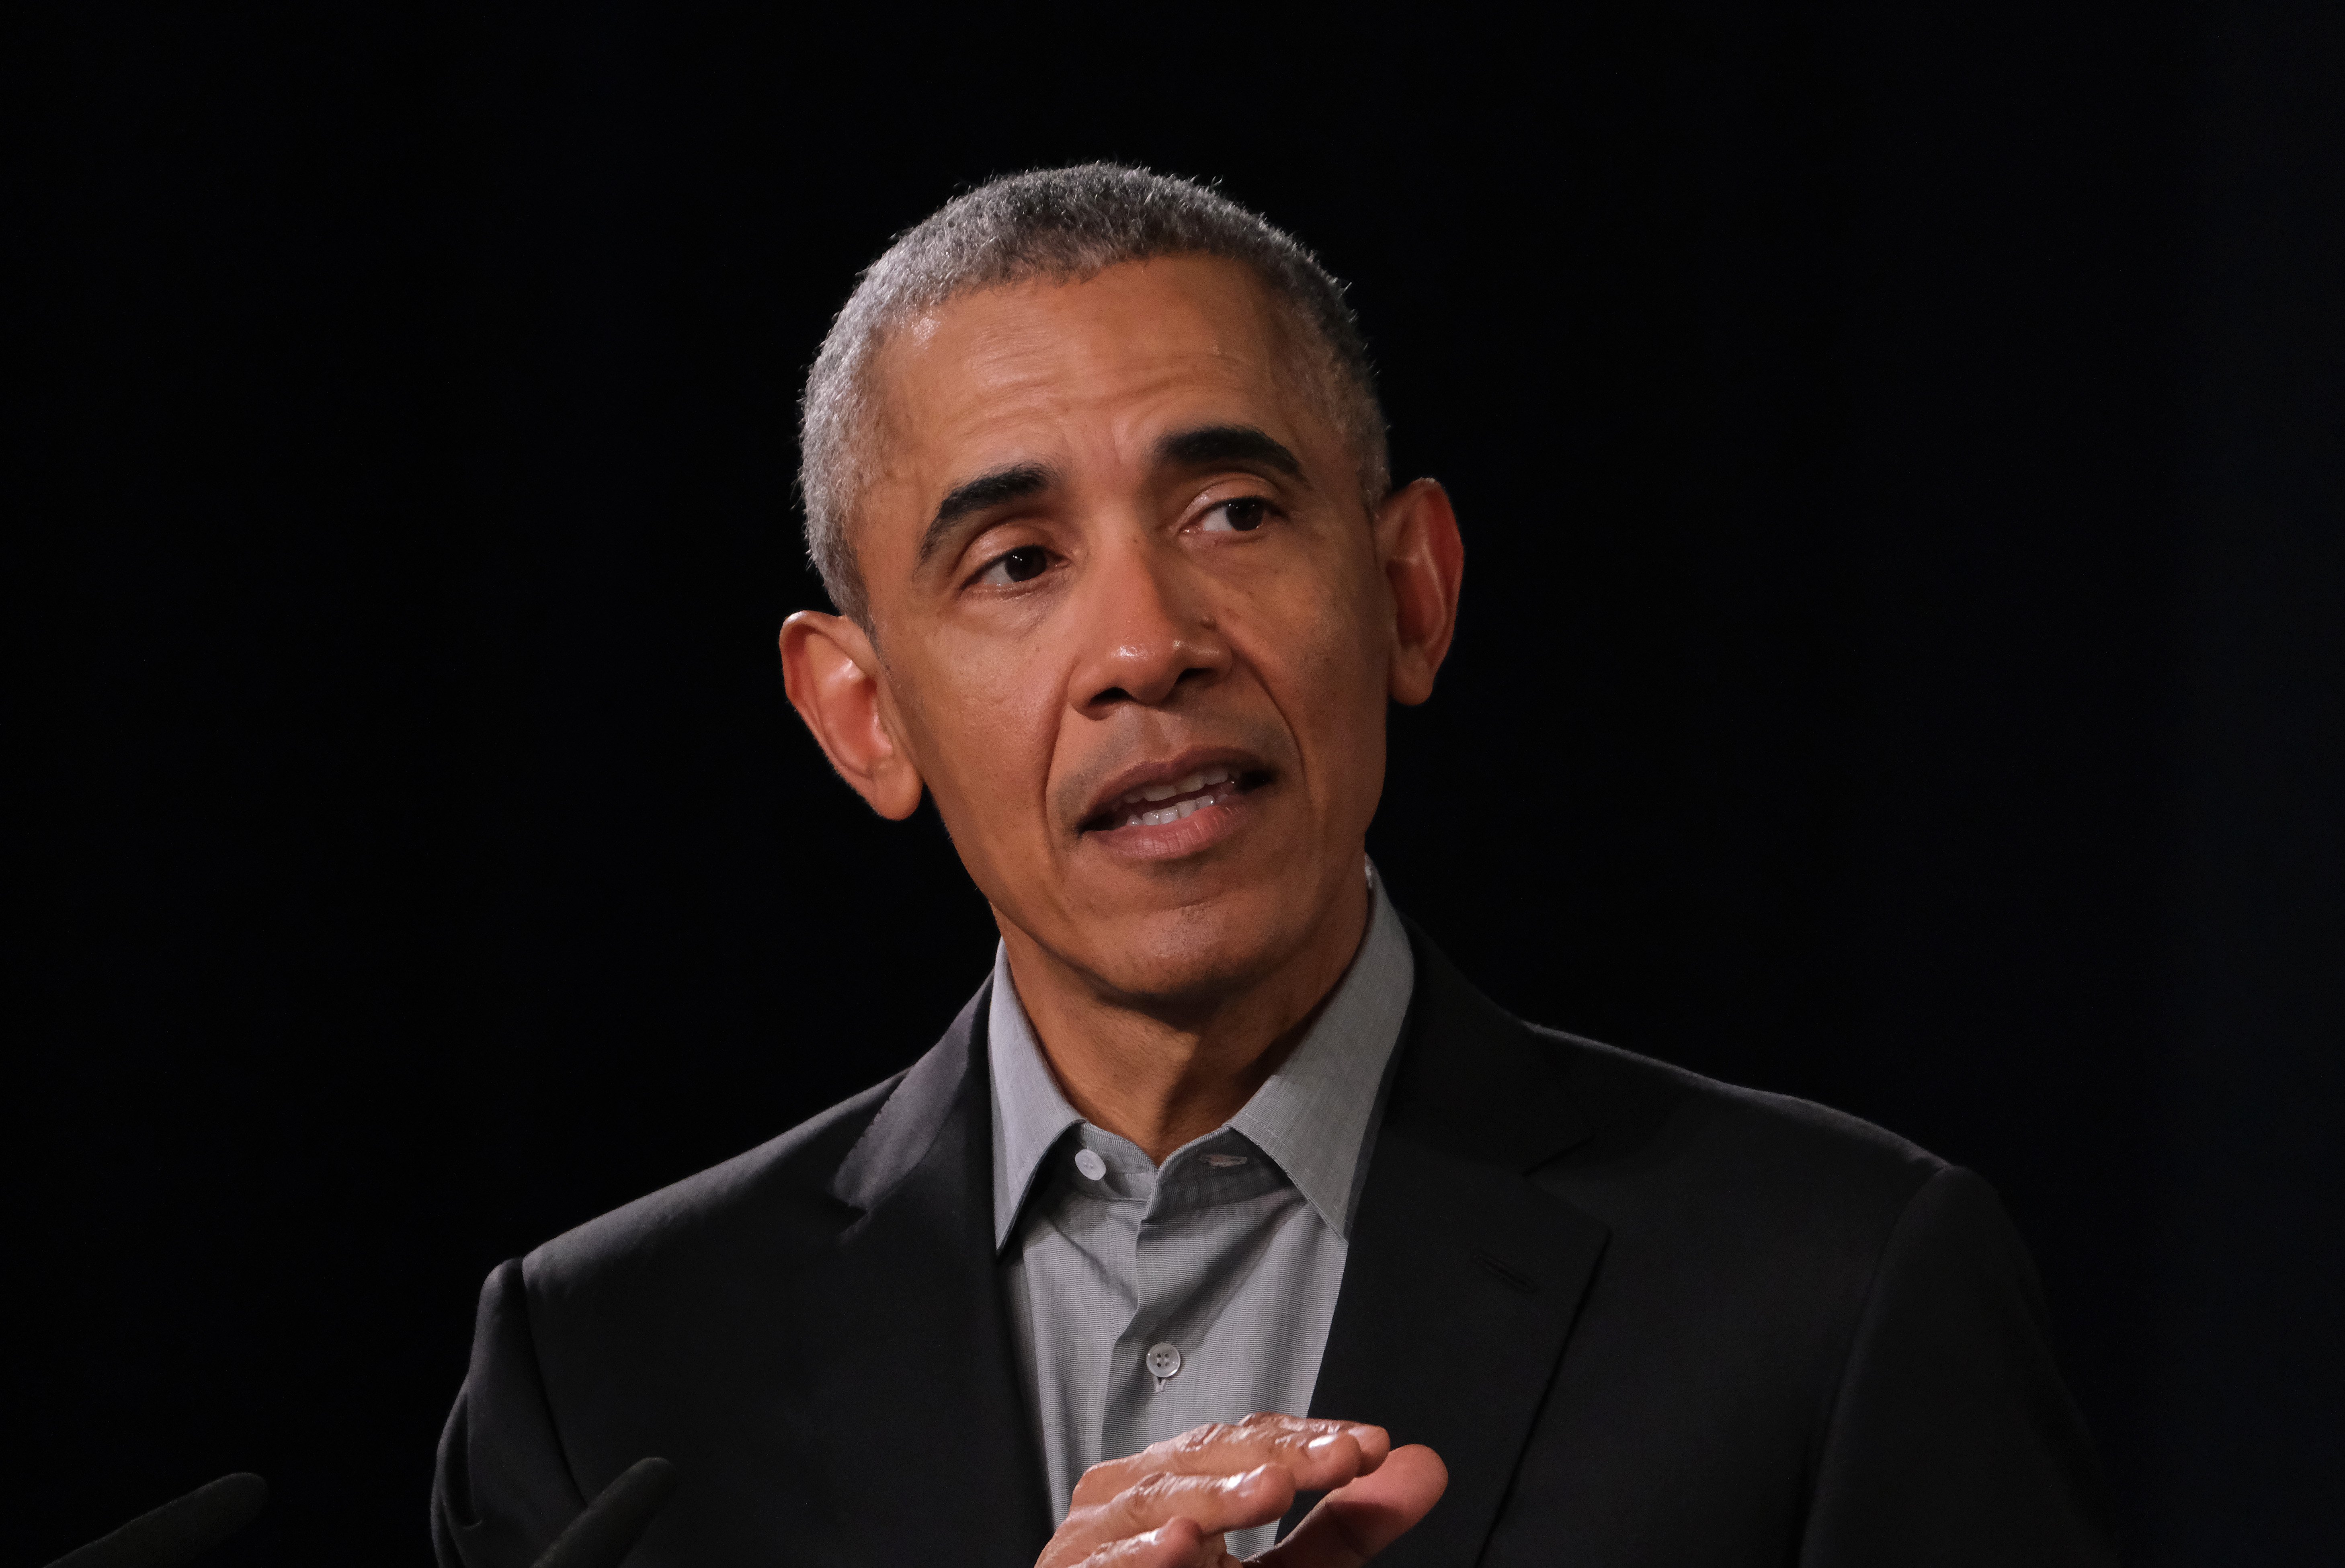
[1104, 1159, 1182, 1464]
[1102, 1135, 1274, 1465]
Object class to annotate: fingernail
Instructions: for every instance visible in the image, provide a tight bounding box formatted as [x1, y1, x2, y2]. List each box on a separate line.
[1305, 1433, 1343, 1455]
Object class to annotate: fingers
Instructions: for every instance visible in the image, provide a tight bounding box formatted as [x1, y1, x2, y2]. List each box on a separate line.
[1067, 1517, 1211, 1568]
[1258, 1444, 1448, 1568]
[1073, 1415, 1390, 1509]
[1076, 1465, 1293, 1545]
[1038, 1417, 1406, 1568]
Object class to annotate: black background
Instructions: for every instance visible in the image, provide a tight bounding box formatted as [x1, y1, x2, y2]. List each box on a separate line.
[14, 3, 2340, 1565]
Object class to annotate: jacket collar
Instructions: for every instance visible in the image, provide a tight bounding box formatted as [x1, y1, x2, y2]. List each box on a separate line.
[828, 982, 991, 1216]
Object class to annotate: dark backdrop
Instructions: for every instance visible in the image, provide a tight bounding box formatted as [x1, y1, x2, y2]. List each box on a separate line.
[15, 4, 2340, 1566]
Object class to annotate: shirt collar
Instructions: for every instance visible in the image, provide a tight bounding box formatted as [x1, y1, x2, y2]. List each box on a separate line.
[987, 863, 1416, 1250]
[987, 952, 1086, 1251]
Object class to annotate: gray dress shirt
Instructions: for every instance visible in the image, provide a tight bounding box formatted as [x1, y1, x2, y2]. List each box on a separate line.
[988, 867, 1415, 1556]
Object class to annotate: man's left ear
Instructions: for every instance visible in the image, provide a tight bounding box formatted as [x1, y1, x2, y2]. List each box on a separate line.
[1378, 478, 1465, 705]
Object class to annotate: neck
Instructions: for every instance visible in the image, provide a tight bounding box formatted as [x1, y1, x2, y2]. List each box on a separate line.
[1001, 876, 1372, 1164]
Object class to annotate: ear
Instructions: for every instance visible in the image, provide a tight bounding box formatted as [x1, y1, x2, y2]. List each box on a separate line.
[1377, 479, 1465, 705]
[778, 611, 927, 820]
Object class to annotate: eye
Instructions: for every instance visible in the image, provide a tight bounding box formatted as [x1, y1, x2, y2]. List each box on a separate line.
[975, 544, 1052, 586]
[1197, 496, 1273, 534]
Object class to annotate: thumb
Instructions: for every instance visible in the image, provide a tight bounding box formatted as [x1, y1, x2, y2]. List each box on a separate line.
[1253, 1444, 1447, 1568]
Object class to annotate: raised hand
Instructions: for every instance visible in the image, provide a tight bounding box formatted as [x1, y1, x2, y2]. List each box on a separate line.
[1034, 1413, 1446, 1568]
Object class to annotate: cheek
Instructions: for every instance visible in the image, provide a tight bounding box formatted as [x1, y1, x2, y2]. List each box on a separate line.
[1234, 547, 1391, 787]
[900, 637, 1062, 846]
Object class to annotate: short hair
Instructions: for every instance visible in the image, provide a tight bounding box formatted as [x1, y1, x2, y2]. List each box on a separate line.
[797, 163, 1389, 623]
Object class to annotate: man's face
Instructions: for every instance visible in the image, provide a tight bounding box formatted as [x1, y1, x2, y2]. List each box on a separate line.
[847, 258, 1411, 1008]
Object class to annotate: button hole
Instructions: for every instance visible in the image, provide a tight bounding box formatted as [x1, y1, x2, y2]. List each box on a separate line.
[1474, 1249, 1537, 1293]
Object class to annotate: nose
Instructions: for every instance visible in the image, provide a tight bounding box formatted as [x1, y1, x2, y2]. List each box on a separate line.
[1070, 538, 1231, 713]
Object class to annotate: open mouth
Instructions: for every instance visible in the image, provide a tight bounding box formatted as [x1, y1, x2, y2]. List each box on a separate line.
[1079, 763, 1272, 834]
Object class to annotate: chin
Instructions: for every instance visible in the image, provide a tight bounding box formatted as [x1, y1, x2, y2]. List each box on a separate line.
[1081, 878, 1333, 1009]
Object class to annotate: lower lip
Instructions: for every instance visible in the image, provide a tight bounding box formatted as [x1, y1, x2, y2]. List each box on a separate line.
[1083, 784, 1258, 862]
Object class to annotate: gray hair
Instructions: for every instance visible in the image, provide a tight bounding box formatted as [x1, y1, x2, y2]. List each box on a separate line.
[797, 164, 1390, 623]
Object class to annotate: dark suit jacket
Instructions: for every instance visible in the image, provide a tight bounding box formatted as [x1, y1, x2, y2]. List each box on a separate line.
[434, 926, 2116, 1566]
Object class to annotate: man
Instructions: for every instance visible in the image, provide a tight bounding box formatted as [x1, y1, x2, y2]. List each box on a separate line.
[434, 165, 2115, 1567]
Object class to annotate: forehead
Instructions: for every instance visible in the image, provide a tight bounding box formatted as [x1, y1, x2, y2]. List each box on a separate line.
[862, 256, 1324, 504]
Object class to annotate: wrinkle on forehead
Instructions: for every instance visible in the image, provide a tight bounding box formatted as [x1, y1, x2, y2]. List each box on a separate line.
[872, 260, 1313, 492]
[902, 264, 1276, 416]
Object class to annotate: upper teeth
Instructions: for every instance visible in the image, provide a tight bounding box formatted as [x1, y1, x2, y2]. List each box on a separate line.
[1117, 765, 1234, 808]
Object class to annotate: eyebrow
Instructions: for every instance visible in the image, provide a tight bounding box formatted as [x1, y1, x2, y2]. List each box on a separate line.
[1154, 423, 1304, 480]
[918, 462, 1056, 565]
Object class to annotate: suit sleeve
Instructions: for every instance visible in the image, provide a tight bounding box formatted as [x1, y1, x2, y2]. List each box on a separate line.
[1799, 1166, 2119, 1568]
[433, 1260, 590, 1568]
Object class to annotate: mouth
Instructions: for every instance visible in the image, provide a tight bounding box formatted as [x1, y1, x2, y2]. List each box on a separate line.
[1077, 758, 1274, 839]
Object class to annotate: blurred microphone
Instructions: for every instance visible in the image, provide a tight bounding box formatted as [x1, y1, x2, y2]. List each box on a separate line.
[531, 1458, 675, 1568]
[45, 1474, 267, 1568]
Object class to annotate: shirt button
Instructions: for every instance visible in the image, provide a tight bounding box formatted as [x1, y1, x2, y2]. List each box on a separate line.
[1074, 1149, 1107, 1181]
[1145, 1342, 1182, 1390]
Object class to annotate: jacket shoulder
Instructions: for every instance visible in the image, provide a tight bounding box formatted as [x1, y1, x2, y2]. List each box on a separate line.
[1523, 1022, 1951, 1275]
[1403, 920, 1943, 1215]
[1396, 929, 1948, 1311]
[1548, 1026, 1940, 1185]
[523, 1071, 902, 1305]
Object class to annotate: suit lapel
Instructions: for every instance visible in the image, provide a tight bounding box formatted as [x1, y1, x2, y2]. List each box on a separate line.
[800, 984, 1053, 1566]
[1298, 930, 1611, 1566]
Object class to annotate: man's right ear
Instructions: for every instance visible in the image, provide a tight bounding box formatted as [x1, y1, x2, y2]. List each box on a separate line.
[778, 611, 926, 821]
